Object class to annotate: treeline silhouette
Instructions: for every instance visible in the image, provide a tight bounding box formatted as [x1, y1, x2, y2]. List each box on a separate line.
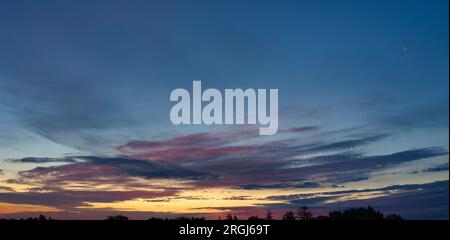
[0, 215, 55, 221]
[104, 206, 403, 221]
[0, 206, 403, 221]
[280, 206, 403, 221]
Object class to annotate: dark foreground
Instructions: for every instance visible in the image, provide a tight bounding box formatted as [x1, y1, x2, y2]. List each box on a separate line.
[1, 220, 448, 239]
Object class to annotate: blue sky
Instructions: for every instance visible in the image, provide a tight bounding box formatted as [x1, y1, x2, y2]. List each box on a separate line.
[0, 0, 448, 219]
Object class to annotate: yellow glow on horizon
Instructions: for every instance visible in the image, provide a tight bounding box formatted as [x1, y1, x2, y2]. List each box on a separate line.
[77, 186, 341, 213]
[0, 202, 61, 214]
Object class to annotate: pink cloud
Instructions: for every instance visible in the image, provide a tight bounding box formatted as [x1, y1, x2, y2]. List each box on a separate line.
[116, 128, 261, 162]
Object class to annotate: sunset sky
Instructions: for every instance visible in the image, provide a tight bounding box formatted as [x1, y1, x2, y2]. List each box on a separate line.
[0, 0, 448, 219]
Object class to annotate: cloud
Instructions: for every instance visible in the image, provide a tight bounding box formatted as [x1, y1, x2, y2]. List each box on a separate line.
[116, 128, 263, 162]
[421, 163, 449, 173]
[117, 126, 320, 160]
[266, 181, 448, 202]
[5, 125, 447, 210]
[223, 196, 254, 201]
[2, 128, 448, 218]
[296, 134, 388, 155]
[10, 157, 77, 164]
[324, 180, 449, 220]
[117, 130, 388, 165]
[1, 157, 198, 210]
[80, 156, 211, 180]
[9, 156, 210, 186]
[115, 128, 446, 189]
[217, 181, 449, 220]
[0, 186, 13, 192]
[282, 126, 319, 133]
[0, 189, 178, 209]
[240, 181, 321, 190]
[194, 147, 447, 189]
[377, 98, 449, 129]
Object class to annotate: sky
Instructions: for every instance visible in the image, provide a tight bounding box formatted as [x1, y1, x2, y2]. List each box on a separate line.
[0, 0, 448, 219]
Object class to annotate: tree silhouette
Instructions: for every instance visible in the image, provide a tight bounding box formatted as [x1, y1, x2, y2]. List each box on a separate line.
[297, 206, 313, 220]
[106, 215, 129, 221]
[225, 213, 238, 220]
[266, 210, 273, 220]
[174, 216, 206, 220]
[7, 205, 402, 221]
[280, 206, 400, 220]
[247, 215, 261, 220]
[385, 214, 403, 221]
[282, 211, 296, 220]
[328, 206, 384, 220]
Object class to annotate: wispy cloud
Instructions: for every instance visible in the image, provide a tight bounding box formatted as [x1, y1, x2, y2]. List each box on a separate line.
[2, 126, 446, 218]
